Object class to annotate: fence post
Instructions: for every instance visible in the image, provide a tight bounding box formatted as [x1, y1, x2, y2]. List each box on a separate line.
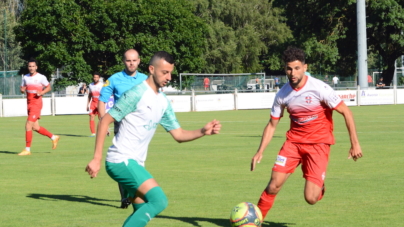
[0, 94, 2, 117]
[394, 83, 397, 105]
[51, 92, 55, 116]
[357, 85, 361, 106]
[191, 89, 195, 112]
[234, 88, 238, 110]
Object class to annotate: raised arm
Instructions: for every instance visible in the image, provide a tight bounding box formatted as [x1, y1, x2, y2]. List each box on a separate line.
[251, 118, 280, 171]
[334, 102, 363, 161]
[169, 119, 221, 143]
[85, 113, 115, 178]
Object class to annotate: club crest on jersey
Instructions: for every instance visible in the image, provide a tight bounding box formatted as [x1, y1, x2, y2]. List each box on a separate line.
[275, 155, 287, 166]
[305, 96, 312, 103]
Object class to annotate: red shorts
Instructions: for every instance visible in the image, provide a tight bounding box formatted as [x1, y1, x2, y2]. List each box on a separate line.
[272, 141, 330, 187]
[27, 104, 42, 122]
[89, 102, 99, 116]
[204, 83, 209, 88]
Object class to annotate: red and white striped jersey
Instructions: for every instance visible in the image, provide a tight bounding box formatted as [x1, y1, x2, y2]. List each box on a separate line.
[89, 82, 103, 103]
[271, 76, 342, 144]
[21, 73, 50, 101]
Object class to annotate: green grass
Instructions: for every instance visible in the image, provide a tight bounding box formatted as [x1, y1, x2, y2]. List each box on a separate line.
[0, 105, 403, 227]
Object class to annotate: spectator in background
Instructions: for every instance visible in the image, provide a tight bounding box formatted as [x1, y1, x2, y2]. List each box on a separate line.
[367, 75, 373, 87]
[332, 75, 339, 88]
[376, 77, 385, 89]
[324, 75, 329, 83]
[78, 83, 88, 96]
[274, 76, 280, 89]
[204, 77, 210, 91]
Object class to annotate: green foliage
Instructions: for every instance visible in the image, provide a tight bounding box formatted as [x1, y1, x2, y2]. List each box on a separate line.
[0, 0, 25, 71]
[192, 0, 292, 73]
[15, 0, 208, 88]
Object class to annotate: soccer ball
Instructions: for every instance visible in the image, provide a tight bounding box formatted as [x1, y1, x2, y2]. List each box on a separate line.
[230, 202, 263, 227]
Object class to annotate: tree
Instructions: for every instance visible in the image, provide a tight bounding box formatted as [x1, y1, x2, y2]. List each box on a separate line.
[0, 0, 25, 71]
[192, 0, 292, 73]
[14, 0, 208, 89]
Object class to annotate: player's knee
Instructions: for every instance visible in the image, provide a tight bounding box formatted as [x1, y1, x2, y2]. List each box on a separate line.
[145, 187, 168, 216]
[267, 183, 282, 194]
[304, 195, 318, 205]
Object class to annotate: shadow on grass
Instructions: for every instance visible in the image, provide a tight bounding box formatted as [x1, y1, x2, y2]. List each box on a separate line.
[157, 215, 293, 227]
[57, 134, 90, 137]
[27, 193, 119, 208]
[0, 150, 19, 154]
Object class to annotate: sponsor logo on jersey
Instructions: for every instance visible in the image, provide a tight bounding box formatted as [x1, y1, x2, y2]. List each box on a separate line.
[275, 155, 287, 166]
[143, 120, 158, 130]
[291, 114, 318, 124]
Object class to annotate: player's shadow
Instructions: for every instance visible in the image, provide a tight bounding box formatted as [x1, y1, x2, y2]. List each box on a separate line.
[57, 133, 89, 137]
[0, 150, 18, 154]
[26, 193, 119, 208]
[157, 215, 292, 227]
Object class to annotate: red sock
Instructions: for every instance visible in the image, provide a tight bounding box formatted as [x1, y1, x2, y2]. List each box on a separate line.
[257, 190, 277, 219]
[90, 120, 95, 134]
[26, 131, 33, 148]
[36, 127, 53, 138]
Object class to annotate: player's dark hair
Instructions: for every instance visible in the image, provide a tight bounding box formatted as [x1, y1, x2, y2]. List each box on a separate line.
[28, 58, 37, 65]
[282, 46, 305, 64]
[93, 72, 100, 76]
[149, 51, 175, 66]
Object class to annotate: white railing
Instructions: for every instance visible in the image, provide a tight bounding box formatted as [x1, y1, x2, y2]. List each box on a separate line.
[1, 86, 404, 117]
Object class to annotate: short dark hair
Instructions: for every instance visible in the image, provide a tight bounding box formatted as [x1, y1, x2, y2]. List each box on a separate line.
[282, 46, 305, 64]
[28, 58, 37, 65]
[93, 72, 100, 76]
[149, 51, 175, 66]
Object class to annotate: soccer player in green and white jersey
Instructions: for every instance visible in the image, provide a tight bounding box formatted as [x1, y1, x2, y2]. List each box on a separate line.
[85, 51, 221, 226]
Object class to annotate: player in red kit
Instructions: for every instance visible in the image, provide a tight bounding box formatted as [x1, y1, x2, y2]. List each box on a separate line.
[87, 72, 105, 137]
[250, 47, 363, 220]
[19, 59, 60, 156]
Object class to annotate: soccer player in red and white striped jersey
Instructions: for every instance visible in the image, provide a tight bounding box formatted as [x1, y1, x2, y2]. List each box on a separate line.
[250, 47, 363, 220]
[19, 59, 59, 156]
[87, 72, 104, 136]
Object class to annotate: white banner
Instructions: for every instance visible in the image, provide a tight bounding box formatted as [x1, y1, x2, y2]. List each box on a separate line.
[55, 97, 88, 115]
[397, 89, 404, 104]
[3, 98, 51, 117]
[335, 90, 357, 106]
[195, 94, 235, 111]
[166, 95, 191, 112]
[359, 89, 394, 105]
[237, 92, 275, 109]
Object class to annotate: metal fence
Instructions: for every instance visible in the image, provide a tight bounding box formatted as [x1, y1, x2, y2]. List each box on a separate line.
[0, 71, 21, 96]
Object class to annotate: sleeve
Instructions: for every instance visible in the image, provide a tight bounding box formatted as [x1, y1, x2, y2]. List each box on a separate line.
[41, 75, 50, 87]
[99, 78, 114, 103]
[160, 98, 181, 132]
[270, 96, 284, 119]
[107, 87, 143, 122]
[321, 84, 342, 109]
[21, 76, 26, 87]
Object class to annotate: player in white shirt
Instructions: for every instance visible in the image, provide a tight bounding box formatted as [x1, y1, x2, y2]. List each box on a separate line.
[85, 51, 221, 226]
[87, 72, 104, 136]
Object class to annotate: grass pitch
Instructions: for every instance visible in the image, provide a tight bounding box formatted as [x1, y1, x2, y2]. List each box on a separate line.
[0, 105, 403, 227]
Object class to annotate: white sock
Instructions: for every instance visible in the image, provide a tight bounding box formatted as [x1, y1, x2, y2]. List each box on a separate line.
[25, 147, 30, 151]
[51, 135, 56, 140]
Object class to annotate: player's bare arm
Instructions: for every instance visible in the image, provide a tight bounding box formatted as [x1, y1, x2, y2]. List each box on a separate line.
[98, 101, 106, 117]
[251, 118, 280, 171]
[20, 86, 26, 94]
[334, 102, 363, 161]
[169, 119, 221, 143]
[85, 113, 115, 178]
[36, 85, 51, 96]
[87, 92, 92, 112]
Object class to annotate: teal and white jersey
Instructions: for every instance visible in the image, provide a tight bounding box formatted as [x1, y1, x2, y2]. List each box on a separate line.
[106, 81, 180, 166]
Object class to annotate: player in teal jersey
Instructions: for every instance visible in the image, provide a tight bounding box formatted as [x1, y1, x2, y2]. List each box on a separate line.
[98, 49, 148, 208]
[86, 51, 221, 226]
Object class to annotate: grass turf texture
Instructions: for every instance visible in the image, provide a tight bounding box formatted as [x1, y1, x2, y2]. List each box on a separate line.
[0, 105, 403, 227]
